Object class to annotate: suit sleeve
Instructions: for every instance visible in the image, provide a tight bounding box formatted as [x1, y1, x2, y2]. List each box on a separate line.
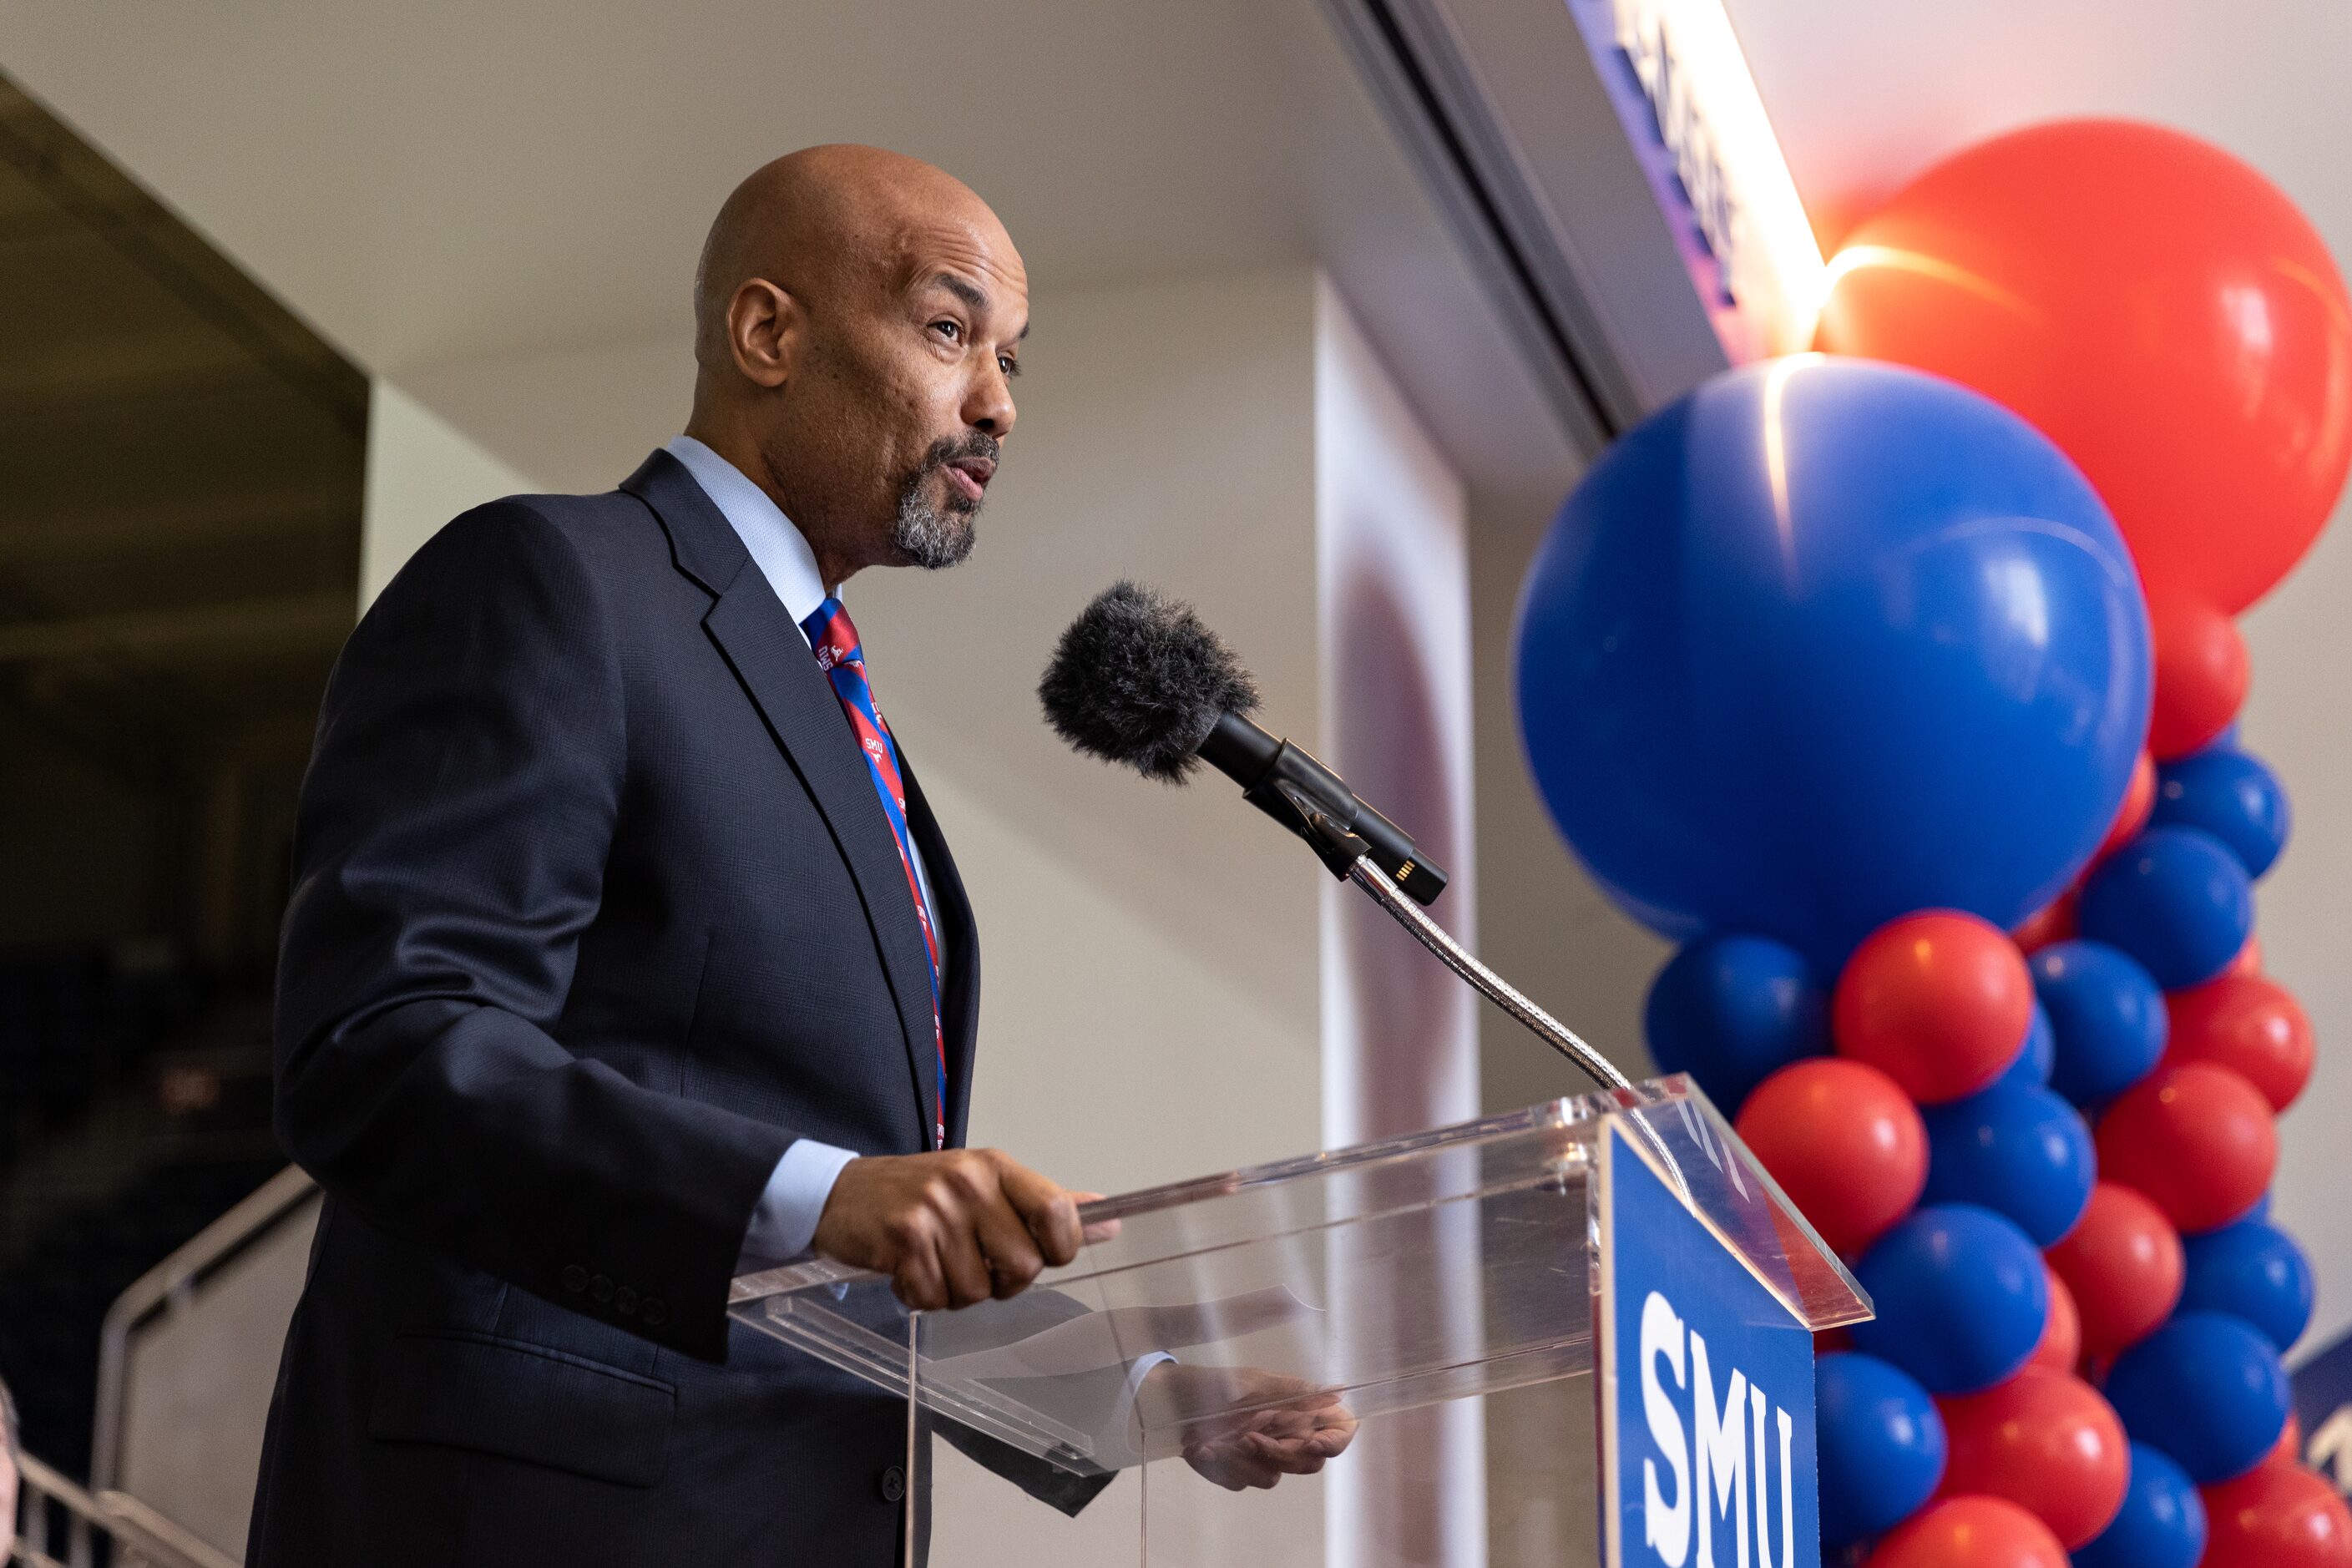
[274, 501, 795, 1362]
[923, 1288, 1152, 1517]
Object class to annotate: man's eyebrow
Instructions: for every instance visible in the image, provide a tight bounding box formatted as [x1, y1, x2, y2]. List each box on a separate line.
[930, 271, 1029, 343]
[932, 272, 988, 311]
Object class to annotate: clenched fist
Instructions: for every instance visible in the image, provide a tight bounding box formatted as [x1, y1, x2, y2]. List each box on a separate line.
[812, 1148, 1084, 1311]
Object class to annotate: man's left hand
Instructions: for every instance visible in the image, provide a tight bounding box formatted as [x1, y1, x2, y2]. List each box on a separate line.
[1134, 1363, 1358, 1491]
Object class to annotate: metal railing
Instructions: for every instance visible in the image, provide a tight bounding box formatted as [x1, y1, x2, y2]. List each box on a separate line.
[6, 1160, 325, 1568]
[90, 1164, 318, 1496]
[13, 1450, 238, 1568]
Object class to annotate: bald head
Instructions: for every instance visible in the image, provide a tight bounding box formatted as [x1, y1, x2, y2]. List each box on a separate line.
[683, 145, 1027, 585]
[693, 145, 1020, 375]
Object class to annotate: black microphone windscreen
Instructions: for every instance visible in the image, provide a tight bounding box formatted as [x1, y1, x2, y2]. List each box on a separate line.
[1039, 582, 1261, 783]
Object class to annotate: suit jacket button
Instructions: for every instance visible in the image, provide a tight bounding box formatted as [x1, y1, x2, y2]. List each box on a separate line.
[591, 1274, 615, 1303]
[880, 1464, 907, 1504]
[640, 1299, 668, 1328]
[615, 1287, 639, 1316]
[562, 1265, 589, 1294]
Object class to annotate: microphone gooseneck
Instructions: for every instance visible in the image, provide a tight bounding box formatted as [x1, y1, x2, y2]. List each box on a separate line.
[1039, 582, 1651, 1107]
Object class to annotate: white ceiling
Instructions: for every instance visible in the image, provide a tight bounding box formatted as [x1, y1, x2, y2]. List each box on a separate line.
[0, 0, 1581, 506]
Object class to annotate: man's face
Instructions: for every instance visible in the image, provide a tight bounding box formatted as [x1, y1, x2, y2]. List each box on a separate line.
[763, 211, 1026, 577]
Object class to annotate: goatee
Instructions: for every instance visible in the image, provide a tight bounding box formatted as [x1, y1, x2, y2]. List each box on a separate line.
[892, 432, 997, 570]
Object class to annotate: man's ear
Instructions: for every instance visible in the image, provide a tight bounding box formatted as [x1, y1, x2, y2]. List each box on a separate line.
[727, 278, 802, 390]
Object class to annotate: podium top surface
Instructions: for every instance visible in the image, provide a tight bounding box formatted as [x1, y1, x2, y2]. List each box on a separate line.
[730, 1076, 1868, 1474]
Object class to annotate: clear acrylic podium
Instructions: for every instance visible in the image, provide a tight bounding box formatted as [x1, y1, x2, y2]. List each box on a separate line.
[730, 1078, 1869, 1568]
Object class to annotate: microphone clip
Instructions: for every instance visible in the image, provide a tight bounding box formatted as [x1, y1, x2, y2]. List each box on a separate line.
[1266, 779, 1373, 881]
[1204, 711, 1448, 907]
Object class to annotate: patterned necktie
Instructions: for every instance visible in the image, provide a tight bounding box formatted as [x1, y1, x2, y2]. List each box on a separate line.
[801, 597, 947, 1149]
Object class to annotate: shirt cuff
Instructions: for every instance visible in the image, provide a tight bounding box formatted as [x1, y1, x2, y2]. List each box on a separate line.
[736, 1138, 861, 1274]
[1105, 1352, 1178, 1468]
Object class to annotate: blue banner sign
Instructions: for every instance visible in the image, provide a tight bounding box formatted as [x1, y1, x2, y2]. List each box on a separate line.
[2294, 1327, 2352, 1493]
[1601, 1119, 1821, 1568]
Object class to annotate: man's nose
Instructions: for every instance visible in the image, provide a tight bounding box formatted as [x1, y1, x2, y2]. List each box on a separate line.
[966, 365, 1016, 439]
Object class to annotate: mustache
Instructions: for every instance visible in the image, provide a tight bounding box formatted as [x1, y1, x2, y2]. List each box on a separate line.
[918, 431, 1001, 473]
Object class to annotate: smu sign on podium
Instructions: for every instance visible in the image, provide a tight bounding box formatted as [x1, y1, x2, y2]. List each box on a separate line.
[1603, 1121, 1819, 1568]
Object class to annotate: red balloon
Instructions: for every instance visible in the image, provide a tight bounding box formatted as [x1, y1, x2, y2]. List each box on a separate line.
[1736, 1059, 1929, 1255]
[1938, 1368, 2129, 1547]
[2166, 973, 2316, 1111]
[2030, 1263, 2081, 1374]
[2229, 934, 2266, 976]
[2270, 1412, 2306, 1470]
[1836, 911, 2036, 1103]
[2095, 1063, 2278, 1232]
[2097, 753, 2158, 859]
[2202, 1463, 2352, 1568]
[1866, 1495, 2069, 1568]
[1817, 119, 2352, 616]
[2012, 890, 2079, 954]
[2046, 1183, 2184, 1358]
[2147, 596, 2251, 758]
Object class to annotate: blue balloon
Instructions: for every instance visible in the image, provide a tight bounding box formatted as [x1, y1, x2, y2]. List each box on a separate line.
[1643, 934, 1828, 1112]
[1816, 1353, 1946, 1547]
[1513, 357, 2152, 968]
[2182, 1216, 2314, 1353]
[1850, 1204, 2049, 1394]
[2152, 748, 2291, 879]
[2031, 940, 2168, 1108]
[2071, 1442, 2207, 1568]
[1996, 1003, 2056, 1090]
[2105, 1311, 2289, 1483]
[2078, 827, 2253, 990]
[1922, 1081, 2095, 1246]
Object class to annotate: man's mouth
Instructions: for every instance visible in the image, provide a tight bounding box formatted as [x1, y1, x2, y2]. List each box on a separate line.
[943, 454, 994, 503]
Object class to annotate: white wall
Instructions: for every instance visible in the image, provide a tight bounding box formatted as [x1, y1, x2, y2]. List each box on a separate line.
[1469, 493, 1665, 1114]
[1315, 283, 1483, 1568]
[359, 379, 533, 605]
[2243, 510, 2352, 1360]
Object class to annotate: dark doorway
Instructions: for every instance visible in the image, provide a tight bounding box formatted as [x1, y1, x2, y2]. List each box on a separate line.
[0, 71, 363, 1478]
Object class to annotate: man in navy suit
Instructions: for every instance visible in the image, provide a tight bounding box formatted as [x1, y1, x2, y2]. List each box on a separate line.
[248, 146, 1346, 1566]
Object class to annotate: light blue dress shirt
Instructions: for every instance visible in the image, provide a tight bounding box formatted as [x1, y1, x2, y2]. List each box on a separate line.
[665, 435, 930, 1271]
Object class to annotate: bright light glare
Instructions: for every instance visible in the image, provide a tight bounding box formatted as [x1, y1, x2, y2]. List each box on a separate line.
[1819, 245, 2041, 322]
[1615, 0, 1828, 355]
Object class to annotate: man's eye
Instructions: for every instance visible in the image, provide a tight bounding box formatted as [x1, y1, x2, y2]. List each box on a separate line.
[932, 320, 963, 344]
[999, 355, 1020, 377]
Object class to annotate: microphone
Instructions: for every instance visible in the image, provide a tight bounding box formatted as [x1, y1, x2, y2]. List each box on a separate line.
[1038, 582, 1448, 907]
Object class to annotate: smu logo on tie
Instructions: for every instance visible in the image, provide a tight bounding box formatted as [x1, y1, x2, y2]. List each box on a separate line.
[1602, 1122, 1820, 1568]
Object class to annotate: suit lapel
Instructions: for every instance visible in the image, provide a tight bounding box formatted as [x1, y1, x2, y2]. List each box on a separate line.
[623, 451, 943, 1149]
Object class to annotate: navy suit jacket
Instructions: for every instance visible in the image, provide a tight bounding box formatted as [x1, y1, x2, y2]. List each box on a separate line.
[247, 451, 1065, 1566]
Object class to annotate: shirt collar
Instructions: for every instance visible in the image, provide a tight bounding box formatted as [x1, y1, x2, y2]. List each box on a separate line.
[663, 435, 834, 632]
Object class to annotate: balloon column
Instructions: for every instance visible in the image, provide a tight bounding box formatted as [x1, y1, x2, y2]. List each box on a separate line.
[1517, 118, 2352, 1568]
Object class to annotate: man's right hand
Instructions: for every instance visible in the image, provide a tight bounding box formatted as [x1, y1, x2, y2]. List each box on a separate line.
[811, 1148, 1083, 1311]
